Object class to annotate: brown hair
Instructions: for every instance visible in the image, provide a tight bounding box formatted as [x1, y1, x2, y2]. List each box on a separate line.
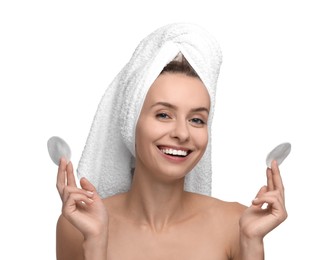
[160, 53, 199, 78]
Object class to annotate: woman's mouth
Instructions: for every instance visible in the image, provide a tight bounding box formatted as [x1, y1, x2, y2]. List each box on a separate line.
[158, 146, 192, 158]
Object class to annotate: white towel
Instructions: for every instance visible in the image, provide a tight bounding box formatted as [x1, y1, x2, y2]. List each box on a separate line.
[77, 23, 222, 198]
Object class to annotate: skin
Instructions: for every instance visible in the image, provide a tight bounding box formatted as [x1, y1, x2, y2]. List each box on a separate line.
[56, 73, 287, 260]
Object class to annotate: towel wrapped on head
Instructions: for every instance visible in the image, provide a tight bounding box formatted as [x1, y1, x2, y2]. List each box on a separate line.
[77, 23, 223, 198]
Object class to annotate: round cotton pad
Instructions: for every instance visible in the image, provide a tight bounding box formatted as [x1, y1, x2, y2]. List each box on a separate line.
[266, 142, 291, 168]
[47, 136, 71, 166]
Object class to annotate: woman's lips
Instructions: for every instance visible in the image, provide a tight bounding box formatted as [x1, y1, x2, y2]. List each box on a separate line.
[157, 145, 192, 162]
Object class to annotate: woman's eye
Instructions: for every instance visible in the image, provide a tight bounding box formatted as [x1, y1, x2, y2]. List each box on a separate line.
[156, 113, 170, 119]
[190, 118, 206, 125]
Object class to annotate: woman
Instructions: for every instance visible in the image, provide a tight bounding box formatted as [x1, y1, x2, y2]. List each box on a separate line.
[56, 23, 287, 260]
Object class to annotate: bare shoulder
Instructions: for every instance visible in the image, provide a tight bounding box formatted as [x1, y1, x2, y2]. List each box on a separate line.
[56, 214, 84, 260]
[186, 192, 247, 217]
[185, 192, 247, 239]
[185, 193, 247, 258]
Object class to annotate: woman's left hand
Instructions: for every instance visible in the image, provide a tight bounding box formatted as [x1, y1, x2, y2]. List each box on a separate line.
[239, 160, 288, 240]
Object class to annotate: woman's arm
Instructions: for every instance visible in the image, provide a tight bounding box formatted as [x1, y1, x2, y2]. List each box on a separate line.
[238, 160, 288, 260]
[56, 159, 109, 260]
[56, 214, 84, 260]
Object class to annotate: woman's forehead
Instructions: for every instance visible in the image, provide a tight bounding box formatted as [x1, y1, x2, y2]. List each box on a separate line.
[144, 73, 210, 108]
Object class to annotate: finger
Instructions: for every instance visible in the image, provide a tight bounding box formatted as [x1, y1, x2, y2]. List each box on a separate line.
[271, 160, 285, 195]
[63, 186, 93, 204]
[267, 167, 274, 191]
[62, 193, 94, 215]
[56, 157, 67, 195]
[80, 177, 97, 193]
[251, 185, 268, 208]
[256, 190, 285, 205]
[254, 185, 268, 199]
[252, 194, 275, 210]
[65, 192, 94, 205]
[66, 161, 77, 188]
[252, 190, 286, 215]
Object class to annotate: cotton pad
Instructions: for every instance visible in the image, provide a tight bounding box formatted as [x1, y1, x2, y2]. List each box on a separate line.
[266, 142, 291, 168]
[47, 136, 71, 165]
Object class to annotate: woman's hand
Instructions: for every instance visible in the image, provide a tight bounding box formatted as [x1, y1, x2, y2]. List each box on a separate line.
[56, 158, 109, 240]
[239, 160, 288, 240]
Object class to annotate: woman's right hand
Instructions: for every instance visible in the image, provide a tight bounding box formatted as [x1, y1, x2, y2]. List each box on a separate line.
[56, 158, 109, 240]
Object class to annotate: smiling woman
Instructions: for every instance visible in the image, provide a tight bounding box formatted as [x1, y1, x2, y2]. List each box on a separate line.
[135, 71, 210, 182]
[55, 23, 287, 260]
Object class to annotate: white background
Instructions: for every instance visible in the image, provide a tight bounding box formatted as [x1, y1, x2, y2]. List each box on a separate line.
[1, 1, 323, 259]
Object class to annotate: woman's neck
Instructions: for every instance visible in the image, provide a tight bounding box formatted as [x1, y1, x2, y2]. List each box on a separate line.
[125, 168, 187, 233]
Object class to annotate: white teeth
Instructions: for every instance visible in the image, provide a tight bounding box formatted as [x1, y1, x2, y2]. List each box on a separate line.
[161, 148, 188, 156]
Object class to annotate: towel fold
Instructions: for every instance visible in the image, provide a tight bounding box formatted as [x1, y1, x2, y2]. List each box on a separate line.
[77, 23, 222, 198]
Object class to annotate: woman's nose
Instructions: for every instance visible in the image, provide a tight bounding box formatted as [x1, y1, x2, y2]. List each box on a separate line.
[170, 119, 190, 142]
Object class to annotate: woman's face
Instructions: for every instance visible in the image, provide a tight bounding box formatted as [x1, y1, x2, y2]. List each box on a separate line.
[135, 73, 210, 181]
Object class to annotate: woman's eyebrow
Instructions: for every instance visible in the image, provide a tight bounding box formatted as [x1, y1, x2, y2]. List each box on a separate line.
[151, 102, 176, 109]
[151, 102, 209, 114]
[190, 107, 209, 114]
